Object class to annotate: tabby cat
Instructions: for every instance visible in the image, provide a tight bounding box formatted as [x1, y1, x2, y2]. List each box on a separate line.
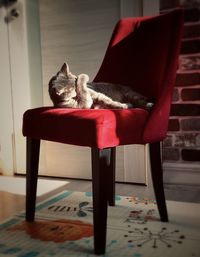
[48, 62, 153, 110]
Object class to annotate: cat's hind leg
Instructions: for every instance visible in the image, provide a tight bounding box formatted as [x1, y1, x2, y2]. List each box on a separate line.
[125, 91, 154, 110]
[89, 89, 129, 109]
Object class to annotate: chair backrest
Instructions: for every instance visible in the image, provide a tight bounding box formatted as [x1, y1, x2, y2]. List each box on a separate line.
[94, 9, 184, 102]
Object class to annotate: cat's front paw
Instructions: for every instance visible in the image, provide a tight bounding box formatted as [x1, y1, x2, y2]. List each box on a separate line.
[121, 103, 132, 109]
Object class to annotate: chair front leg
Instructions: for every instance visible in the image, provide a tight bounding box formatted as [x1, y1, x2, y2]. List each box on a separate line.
[26, 137, 40, 222]
[91, 148, 113, 255]
[107, 147, 116, 206]
[149, 142, 168, 222]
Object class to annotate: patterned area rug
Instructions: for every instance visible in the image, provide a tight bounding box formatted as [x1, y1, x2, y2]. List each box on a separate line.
[0, 191, 199, 257]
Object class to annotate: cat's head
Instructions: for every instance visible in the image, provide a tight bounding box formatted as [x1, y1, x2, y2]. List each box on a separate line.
[48, 62, 77, 105]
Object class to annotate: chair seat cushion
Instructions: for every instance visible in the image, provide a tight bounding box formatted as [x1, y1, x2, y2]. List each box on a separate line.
[23, 107, 149, 149]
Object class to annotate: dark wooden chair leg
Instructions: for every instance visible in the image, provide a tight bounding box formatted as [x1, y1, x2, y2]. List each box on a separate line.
[107, 147, 116, 206]
[149, 142, 168, 222]
[91, 148, 111, 255]
[26, 137, 40, 222]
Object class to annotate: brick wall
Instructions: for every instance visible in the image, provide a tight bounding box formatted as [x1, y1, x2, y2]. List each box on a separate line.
[160, 0, 200, 165]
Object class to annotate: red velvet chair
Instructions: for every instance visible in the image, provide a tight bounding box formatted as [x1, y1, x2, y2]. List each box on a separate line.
[22, 9, 183, 255]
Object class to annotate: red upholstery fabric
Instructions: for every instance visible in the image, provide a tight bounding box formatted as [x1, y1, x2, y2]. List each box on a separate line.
[94, 9, 184, 144]
[22, 9, 184, 149]
[23, 107, 149, 149]
[94, 10, 183, 99]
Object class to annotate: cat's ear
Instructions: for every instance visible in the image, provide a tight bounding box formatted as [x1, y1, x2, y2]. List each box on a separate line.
[60, 62, 69, 75]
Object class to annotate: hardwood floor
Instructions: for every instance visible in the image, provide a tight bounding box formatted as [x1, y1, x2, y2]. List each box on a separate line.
[0, 178, 200, 223]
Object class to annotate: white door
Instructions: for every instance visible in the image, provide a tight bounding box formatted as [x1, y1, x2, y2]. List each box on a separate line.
[0, 0, 43, 176]
[38, 0, 158, 183]
[0, 3, 14, 175]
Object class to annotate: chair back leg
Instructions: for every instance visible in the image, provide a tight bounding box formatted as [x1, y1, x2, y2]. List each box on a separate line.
[26, 137, 40, 222]
[149, 142, 168, 222]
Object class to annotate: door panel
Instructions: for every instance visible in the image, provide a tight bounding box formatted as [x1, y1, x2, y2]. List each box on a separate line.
[0, 5, 14, 175]
[7, 0, 31, 173]
[39, 0, 126, 180]
[39, 0, 148, 183]
[0, 0, 42, 175]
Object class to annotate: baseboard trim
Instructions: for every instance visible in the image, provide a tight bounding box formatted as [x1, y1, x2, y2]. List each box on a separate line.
[163, 162, 200, 186]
